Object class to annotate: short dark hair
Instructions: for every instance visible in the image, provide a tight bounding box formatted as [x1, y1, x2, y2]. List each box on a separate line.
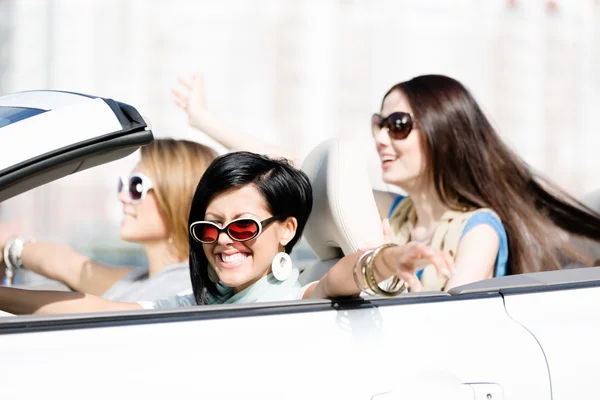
[188, 151, 313, 305]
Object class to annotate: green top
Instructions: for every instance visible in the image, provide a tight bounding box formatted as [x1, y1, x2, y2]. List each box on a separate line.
[140, 267, 306, 309]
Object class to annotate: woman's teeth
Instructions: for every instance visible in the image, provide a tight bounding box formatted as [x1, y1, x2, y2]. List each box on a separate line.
[220, 253, 248, 263]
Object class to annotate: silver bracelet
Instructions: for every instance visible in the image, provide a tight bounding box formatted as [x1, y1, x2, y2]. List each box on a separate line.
[3, 237, 34, 287]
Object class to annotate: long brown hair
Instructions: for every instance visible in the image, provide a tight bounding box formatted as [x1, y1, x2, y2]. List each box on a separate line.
[140, 139, 218, 260]
[384, 74, 600, 274]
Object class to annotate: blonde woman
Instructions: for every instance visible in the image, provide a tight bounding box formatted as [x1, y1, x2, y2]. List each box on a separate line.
[0, 139, 218, 301]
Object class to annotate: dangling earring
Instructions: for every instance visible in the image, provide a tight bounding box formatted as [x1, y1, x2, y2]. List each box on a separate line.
[168, 236, 173, 245]
[207, 265, 220, 283]
[271, 247, 292, 282]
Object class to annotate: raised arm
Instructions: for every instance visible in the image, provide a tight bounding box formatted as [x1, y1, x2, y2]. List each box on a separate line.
[171, 74, 299, 165]
[305, 241, 455, 300]
[0, 286, 141, 315]
[2, 238, 132, 296]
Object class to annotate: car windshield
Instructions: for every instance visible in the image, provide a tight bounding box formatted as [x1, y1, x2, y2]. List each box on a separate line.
[0, 107, 46, 128]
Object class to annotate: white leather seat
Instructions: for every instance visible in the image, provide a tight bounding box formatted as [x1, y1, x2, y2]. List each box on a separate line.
[298, 138, 384, 285]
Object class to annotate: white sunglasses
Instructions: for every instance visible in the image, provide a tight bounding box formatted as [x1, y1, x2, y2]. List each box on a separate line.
[189, 216, 281, 244]
[118, 173, 154, 204]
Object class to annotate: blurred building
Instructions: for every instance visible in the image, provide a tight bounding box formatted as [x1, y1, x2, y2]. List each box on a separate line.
[0, 0, 599, 260]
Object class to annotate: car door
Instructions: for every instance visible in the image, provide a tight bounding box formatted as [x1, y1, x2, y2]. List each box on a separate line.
[451, 266, 600, 399]
[500, 270, 600, 399]
[0, 290, 549, 400]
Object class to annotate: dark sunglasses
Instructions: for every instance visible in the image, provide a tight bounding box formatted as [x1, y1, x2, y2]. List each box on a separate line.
[371, 112, 416, 140]
[189, 216, 282, 244]
[118, 173, 154, 204]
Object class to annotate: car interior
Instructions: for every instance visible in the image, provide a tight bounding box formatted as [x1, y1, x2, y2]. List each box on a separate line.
[296, 137, 600, 299]
[297, 137, 385, 285]
[2, 134, 600, 323]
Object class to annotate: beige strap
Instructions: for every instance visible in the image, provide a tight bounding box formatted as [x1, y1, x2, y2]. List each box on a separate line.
[388, 198, 415, 245]
[389, 198, 500, 291]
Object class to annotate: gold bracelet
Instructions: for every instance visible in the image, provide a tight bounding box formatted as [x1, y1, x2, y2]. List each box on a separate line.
[384, 276, 408, 294]
[353, 249, 375, 294]
[361, 252, 377, 296]
[365, 243, 406, 297]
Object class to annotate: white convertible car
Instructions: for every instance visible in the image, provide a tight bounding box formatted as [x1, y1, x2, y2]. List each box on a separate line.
[0, 91, 598, 400]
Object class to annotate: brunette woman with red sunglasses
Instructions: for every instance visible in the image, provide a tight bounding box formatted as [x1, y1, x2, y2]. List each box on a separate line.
[172, 74, 600, 291]
[0, 151, 452, 314]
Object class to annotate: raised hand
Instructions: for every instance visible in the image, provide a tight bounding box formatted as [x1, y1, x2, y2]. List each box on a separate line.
[380, 242, 455, 292]
[171, 73, 208, 129]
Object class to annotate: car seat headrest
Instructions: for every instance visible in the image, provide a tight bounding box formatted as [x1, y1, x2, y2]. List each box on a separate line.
[301, 138, 384, 260]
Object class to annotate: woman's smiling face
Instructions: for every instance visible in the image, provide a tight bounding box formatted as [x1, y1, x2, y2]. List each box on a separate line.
[373, 89, 428, 192]
[202, 184, 295, 293]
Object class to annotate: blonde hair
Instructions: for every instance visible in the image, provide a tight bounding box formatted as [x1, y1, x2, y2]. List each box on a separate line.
[139, 139, 218, 260]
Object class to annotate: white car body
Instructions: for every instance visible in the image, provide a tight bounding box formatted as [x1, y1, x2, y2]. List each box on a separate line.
[0, 91, 598, 400]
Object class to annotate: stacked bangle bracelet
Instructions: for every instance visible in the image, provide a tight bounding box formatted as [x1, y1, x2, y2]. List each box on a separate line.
[353, 243, 407, 297]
